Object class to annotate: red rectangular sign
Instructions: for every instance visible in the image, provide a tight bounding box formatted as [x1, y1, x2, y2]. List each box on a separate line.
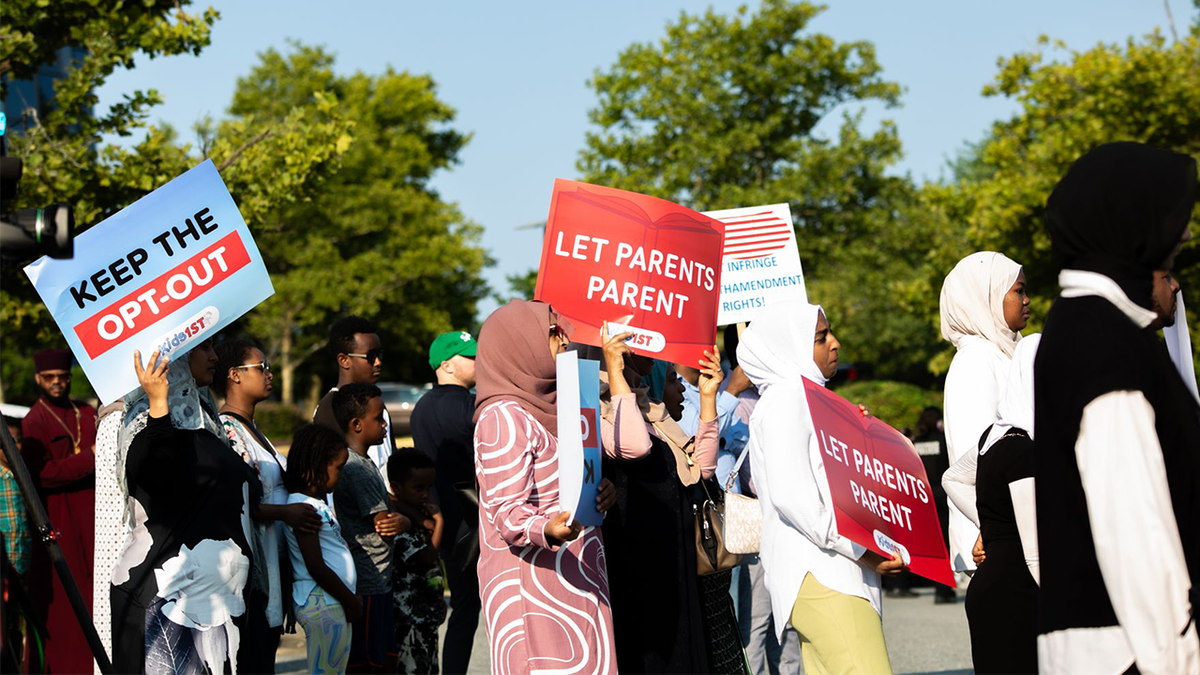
[803, 378, 955, 587]
[534, 179, 725, 367]
[73, 231, 252, 358]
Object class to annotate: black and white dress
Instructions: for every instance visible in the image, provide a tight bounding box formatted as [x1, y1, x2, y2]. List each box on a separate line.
[966, 428, 1037, 674]
[111, 400, 259, 674]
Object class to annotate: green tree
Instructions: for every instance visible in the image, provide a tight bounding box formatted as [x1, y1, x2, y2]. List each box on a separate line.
[579, 0, 931, 379]
[227, 44, 491, 404]
[0, 2, 351, 403]
[911, 25, 1200, 374]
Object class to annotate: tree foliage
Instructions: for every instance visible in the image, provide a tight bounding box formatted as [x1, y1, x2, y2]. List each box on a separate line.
[579, 0, 926, 378]
[227, 45, 491, 403]
[0, 3, 347, 402]
[911, 27, 1200, 373]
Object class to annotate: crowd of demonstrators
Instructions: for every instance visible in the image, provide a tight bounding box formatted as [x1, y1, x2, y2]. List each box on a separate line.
[408, 331, 480, 675]
[739, 302, 905, 675]
[7, 139, 1200, 675]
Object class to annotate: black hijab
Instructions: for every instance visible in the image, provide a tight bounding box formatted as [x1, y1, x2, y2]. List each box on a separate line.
[1046, 142, 1198, 309]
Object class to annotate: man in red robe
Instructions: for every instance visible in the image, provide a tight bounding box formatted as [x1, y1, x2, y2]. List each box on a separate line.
[21, 348, 96, 674]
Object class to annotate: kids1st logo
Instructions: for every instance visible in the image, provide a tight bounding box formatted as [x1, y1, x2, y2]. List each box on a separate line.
[151, 306, 220, 359]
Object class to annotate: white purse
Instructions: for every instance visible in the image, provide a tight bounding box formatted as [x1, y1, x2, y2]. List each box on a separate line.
[722, 446, 762, 554]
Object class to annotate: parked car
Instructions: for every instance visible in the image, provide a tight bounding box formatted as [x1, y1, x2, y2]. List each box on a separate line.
[378, 383, 429, 437]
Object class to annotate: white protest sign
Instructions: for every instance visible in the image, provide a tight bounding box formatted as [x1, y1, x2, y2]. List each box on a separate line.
[703, 203, 806, 325]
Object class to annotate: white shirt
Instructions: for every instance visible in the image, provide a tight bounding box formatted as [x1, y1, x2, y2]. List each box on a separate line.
[1039, 271, 1199, 675]
[942, 334, 1010, 572]
[749, 381, 877, 641]
[283, 493, 357, 608]
[221, 414, 289, 627]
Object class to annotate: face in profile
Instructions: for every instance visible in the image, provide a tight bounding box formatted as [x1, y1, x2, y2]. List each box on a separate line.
[812, 312, 840, 380]
[1151, 227, 1191, 329]
[662, 370, 686, 421]
[189, 340, 218, 387]
[354, 396, 388, 446]
[1003, 270, 1031, 332]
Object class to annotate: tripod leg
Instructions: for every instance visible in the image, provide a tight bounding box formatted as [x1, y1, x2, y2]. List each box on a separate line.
[0, 423, 112, 673]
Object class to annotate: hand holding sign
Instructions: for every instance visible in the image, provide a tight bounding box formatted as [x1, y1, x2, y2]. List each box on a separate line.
[544, 512, 584, 545]
[803, 378, 955, 587]
[535, 179, 725, 366]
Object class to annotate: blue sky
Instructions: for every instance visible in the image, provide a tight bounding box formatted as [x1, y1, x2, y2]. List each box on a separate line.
[97, 1, 1194, 319]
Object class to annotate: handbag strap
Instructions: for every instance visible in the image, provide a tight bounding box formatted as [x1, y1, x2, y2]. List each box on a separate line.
[724, 444, 751, 493]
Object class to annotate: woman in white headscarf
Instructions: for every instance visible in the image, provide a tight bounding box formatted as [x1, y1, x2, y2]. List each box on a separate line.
[739, 301, 905, 675]
[939, 252, 1029, 576]
[944, 334, 1040, 674]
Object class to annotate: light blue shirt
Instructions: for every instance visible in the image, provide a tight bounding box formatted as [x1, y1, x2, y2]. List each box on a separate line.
[284, 493, 357, 608]
[680, 379, 745, 492]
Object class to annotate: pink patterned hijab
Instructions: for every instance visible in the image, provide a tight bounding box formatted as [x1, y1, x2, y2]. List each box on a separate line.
[473, 300, 573, 435]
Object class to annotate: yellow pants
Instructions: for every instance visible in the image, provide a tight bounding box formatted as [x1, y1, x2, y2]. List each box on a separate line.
[789, 573, 893, 675]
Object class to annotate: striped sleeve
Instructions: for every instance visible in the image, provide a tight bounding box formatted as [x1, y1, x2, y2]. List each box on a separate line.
[475, 403, 553, 549]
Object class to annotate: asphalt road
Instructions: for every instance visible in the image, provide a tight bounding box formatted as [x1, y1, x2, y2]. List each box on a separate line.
[277, 586, 973, 674]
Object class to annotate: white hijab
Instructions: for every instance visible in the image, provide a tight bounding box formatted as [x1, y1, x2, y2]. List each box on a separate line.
[738, 300, 828, 394]
[940, 252, 1024, 358]
[981, 333, 1041, 455]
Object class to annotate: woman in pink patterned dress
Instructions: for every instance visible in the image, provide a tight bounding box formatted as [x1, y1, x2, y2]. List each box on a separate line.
[472, 300, 619, 675]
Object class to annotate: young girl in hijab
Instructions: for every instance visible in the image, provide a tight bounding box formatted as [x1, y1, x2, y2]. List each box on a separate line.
[588, 324, 743, 674]
[939, 252, 1029, 576]
[739, 301, 905, 675]
[111, 341, 260, 675]
[944, 334, 1040, 674]
[472, 300, 618, 675]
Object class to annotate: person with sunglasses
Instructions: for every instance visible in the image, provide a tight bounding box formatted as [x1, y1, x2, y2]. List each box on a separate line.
[314, 316, 394, 480]
[215, 338, 323, 673]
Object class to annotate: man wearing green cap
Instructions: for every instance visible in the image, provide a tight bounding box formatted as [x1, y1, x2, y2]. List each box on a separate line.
[409, 331, 480, 674]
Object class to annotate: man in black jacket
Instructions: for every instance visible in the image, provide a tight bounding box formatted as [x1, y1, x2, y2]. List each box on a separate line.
[410, 331, 479, 674]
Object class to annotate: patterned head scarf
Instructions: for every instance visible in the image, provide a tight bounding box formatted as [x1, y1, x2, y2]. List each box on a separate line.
[116, 357, 224, 525]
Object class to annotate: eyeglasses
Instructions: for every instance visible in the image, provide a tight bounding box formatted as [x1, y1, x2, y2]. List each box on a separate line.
[549, 324, 568, 341]
[346, 349, 384, 364]
[233, 362, 271, 374]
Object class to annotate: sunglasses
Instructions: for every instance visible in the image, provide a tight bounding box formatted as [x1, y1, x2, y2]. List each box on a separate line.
[346, 349, 384, 364]
[549, 324, 568, 341]
[233, 362, 271, 374]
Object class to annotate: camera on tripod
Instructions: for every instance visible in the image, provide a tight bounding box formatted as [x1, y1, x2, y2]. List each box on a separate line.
[0, 112, 74, 261]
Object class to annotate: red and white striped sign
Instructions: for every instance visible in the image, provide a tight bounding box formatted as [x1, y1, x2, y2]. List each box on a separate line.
[703, 203, 806, 325]
[716, 209, 794, 260]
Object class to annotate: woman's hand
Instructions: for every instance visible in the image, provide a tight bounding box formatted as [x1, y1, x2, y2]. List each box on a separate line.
[543, 511, 583, 545]
[596, 478, 616, 513]
[134, 350, 170, 418]
[283, 503, 323, 535]
[601, 322, 635, 397]
[973, 534, 986, 564]
[697, 346, 725, 398]
[862, 550, 906, 576]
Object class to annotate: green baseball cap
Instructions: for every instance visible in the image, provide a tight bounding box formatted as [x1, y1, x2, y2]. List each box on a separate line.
[429, 331, 478, 370]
